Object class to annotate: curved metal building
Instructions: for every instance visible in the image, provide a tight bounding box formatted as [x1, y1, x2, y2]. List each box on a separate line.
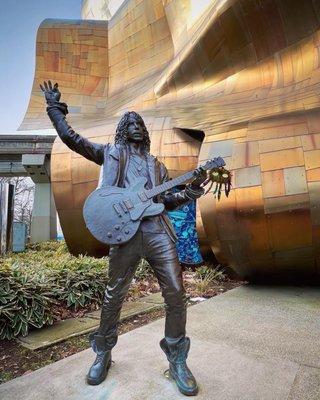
[21, 0, 320, 279]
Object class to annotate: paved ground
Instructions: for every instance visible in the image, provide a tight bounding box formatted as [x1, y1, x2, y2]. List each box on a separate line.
[1, 285, 320, 400]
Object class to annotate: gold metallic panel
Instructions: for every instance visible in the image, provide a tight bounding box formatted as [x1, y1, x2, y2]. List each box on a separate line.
[308, 182, 320, 225]
[20, 0, 320, 278]
[301, 134, 320, 150]
[260, 148, 305, 172]
[304, 150, 320, 170]
[50, 153, 72, 182]
[71, 157, 100, 185]
[201, 139, 234, 159]
[283, 167, 308, 195]
[267, 211, 313, 251]
[247, 122, 308, 141]
[264, 194, 310, 215]
[306, 168, 320, 182]
[73, 181, 98, 209]
[195, 203, 211, 257]
[259, 137, 301, 153]
[233, 166, 261, 189]
[261, 170, 285, 198]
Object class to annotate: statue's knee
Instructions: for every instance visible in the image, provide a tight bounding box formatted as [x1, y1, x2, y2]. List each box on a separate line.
[163, 287, 187, 310]
[102, 279, 129, 306]
[102, 289, 126, 309]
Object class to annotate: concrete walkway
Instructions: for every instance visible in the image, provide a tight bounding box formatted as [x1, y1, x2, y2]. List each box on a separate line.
[1, 285, 320, 400]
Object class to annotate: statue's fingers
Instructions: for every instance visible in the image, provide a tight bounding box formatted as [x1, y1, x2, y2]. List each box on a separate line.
[39, 84, 45, 92]
[202, 178, 210, 186]
[48, 80, 53, 90]
[53, 82, 59, 89]
[43, 81, 49, 90]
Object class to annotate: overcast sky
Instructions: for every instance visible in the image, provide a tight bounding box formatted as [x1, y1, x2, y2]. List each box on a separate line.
[0, 0, 81, 133]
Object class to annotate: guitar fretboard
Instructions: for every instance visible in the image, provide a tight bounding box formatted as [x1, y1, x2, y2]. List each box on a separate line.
[145, 170, 195, 198]
[143, 157, 224, 198]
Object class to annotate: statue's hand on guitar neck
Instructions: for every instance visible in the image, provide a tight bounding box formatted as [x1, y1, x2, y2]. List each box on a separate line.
[190, 166, 208, 190]
[190, 157, 232, 199]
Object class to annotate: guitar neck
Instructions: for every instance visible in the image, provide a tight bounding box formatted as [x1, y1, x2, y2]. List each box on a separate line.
[146, 170, 195, 198]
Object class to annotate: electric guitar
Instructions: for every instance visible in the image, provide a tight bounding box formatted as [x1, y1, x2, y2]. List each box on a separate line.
[83, 157, 225, 245]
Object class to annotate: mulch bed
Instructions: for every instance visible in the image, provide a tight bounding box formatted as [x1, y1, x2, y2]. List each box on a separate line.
[0, 272, 246, 385]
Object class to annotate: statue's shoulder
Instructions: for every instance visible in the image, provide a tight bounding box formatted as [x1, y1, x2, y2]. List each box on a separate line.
[147, 152, 159, 162]
[105, 143, 127, 160]
[107, 143, 118, 158]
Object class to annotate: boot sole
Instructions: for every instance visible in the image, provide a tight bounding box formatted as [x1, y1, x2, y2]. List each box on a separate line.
[165, 369, 199, 396]
[86, 359, 112, 386]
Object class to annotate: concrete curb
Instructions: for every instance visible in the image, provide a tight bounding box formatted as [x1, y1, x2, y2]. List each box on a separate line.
[17, 292, 164, 350]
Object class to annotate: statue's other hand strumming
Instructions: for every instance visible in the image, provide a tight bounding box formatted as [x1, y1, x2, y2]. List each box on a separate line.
[40, 80, 61, 105]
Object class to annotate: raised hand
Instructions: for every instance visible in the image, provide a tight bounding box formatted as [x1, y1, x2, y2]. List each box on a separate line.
[39, 80, 61, 104]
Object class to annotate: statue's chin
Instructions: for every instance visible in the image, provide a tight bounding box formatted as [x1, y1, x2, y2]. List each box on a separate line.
[127, 137, 144, 143]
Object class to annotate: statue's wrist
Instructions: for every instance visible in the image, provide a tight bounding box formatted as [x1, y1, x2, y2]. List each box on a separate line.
[185, 184, 204, 199]
[46, 101, 68, 115]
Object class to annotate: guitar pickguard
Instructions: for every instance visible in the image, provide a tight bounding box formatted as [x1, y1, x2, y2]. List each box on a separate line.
[129, 201, 151, 221]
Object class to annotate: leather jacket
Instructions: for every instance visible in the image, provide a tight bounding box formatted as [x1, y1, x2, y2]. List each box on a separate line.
[47, 102, 204, 242]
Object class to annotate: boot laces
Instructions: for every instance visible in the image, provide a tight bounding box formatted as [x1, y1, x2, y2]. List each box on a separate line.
[96, 353, 106, 363]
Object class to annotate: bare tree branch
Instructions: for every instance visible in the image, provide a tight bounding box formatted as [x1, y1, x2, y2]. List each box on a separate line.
[0, 177, 35, 240]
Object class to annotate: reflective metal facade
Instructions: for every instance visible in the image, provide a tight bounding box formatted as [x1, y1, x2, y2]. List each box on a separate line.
[21, 0, 320, 278]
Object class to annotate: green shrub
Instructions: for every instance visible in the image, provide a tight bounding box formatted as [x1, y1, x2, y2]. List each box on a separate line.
[0, 240, 155, 340]
[0, 241, 108, 340]
[195, 264, 226, 282]
[194, 265, 226, 294]
[0, 265, 57, 340]
[134, 259, 152, 280]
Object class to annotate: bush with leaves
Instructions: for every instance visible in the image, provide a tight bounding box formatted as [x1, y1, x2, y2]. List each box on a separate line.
[195, 264, 226, 281]
[194, 264, 226, 294]
[0, 240, 154, 340]
[0, 241, 108, 340]
[134, 258, 152, 280]
[0, 264, 58, 340]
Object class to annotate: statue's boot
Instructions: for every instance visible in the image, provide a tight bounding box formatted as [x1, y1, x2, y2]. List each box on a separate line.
[86, 333, 112, 385]
[160, 336, 198, 396]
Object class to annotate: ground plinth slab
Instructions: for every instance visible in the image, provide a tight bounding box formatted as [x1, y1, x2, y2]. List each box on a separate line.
[17, 294, 164, 350]
[136, 291, 164, 304]
[287, 365, 320, 400]
[3, 285, 320, 400]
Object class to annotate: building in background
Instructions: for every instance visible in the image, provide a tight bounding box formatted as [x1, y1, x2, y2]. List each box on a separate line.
[18, 0, 320, 280]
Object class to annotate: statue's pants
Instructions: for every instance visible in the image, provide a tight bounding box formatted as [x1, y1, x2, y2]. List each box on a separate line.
[89, 229, 187, 353]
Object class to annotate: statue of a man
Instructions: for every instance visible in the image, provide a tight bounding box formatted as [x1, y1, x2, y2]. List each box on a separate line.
[41, 80, 206, 396]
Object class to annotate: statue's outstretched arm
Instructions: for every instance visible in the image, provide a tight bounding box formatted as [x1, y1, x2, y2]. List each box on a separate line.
[40, 80, 105, 165]
[159, 163, 204, 211]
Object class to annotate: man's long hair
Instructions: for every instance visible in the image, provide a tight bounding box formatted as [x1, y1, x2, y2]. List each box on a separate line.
[115, 111, 150, 153]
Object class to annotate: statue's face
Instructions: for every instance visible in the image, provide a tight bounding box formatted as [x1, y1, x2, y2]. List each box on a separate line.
[126, 116, 145, 143]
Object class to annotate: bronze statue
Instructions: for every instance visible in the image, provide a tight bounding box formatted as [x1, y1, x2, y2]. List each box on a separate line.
[40, 80, 211, 396]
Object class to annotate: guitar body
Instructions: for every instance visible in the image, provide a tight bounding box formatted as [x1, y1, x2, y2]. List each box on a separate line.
[83, 177, 164, 245]
[83, 156, 226, 246]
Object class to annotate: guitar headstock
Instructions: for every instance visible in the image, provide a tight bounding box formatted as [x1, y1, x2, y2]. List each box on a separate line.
[198, 157, 232, 200]
[201, 157, 226, 171]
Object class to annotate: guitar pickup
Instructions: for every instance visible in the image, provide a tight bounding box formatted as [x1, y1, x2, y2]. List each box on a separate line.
[123, 199, 134, 210]
[113, 203, 123, 217]
[138, 192, 148, 202]
[119, 202, 128, 214]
